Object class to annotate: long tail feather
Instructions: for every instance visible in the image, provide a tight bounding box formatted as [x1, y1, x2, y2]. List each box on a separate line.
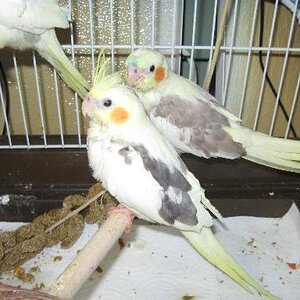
[182, 228, 278, 300]
[225, 124, 300, 173]
[37, 30, 91, 99]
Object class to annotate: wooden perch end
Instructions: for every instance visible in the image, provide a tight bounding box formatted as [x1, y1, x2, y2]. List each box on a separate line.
[49, 206, 134, 300]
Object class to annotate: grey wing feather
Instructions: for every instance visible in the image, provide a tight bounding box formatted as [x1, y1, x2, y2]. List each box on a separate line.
[152, 95, 246, 159]
[131, 144, 198, 226]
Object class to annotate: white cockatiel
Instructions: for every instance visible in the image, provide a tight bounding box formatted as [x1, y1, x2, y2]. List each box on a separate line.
[82, 57, 277, 299]
[0, 0, 90, 98]
[125, 48, 300, 173]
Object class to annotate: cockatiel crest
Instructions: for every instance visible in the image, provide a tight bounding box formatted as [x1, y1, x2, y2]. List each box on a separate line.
[126, 48, 169, 93]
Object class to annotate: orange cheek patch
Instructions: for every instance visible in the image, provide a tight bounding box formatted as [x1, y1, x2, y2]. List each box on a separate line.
[155, 66, 166, 83]
[110, 107, 129, 124]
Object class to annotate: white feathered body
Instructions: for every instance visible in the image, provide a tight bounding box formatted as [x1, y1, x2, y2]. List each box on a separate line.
[87, 120, 214, 231]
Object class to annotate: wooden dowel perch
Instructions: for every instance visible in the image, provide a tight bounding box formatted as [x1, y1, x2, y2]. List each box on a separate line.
[203, 0, 231, 91]
[49, 207, 132, 300]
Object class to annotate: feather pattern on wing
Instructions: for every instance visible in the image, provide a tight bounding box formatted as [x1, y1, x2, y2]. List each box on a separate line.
[149, 93, 246, 159]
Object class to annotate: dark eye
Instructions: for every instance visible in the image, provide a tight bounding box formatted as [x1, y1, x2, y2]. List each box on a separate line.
[150, 65, 155, 72]
[103, 99, 112, 107]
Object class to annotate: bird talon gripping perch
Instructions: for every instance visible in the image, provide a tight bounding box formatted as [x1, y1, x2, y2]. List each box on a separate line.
[107, 205, 135, 234]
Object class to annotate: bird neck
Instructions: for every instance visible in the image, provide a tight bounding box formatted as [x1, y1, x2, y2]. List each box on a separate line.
[88, 117, 151, 145]
[140, 89, 161, 111]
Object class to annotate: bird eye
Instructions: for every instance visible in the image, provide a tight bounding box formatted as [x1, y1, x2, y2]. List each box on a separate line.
[103, 99, 112, 107]
[150, 65, 155, 72]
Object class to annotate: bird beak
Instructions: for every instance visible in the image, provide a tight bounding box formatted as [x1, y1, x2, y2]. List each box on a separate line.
[127, 66, 144, 86]
[82, 93, 96, 118]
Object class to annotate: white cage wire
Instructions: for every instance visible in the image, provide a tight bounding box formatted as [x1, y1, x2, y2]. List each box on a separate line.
[0, 0, 299, 150]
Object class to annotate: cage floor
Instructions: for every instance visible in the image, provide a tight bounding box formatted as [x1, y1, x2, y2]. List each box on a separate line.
[0, 204, 299, 300]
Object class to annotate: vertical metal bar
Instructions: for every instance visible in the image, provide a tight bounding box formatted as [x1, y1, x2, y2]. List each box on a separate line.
[110, 0, 115, 72]
[208, 0, 218, 70]
[130, 0, 135, 51]
[53, 70, 65, 147]
[222, 0, 238, 106]
[221, 51, 226, 98]
[178, 0, 185, 75]
[68, 0, 81, 146]
[221, 2, 227, 99]
[269, 0, 299, 136]
[239, 0, 259, 119]
[32, 51, 47, 147]
[88, 0, 95, 73]
[0, 82, 12, 146]
[170, 0, 178, 71]
[253, 0, 279, 130]
[151, 0, 156, 48]
[12, 53, 30, 146]
[188, 0, 198, 80]
[284, 73, 300, 139]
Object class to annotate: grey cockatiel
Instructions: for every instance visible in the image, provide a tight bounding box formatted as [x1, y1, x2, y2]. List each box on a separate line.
[126, 48, 300, 173]
[81, 57, 277, 299]
[0, 0, 90, 98]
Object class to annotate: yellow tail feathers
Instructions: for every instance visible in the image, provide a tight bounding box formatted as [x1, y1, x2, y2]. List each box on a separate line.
[182, 228, 278, 300]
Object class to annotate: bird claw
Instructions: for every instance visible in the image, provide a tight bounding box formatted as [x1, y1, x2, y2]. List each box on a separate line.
[107, 205, 135, 234]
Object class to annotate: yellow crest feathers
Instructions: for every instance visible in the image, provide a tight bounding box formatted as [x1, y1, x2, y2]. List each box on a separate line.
[91, 51, 123, 96]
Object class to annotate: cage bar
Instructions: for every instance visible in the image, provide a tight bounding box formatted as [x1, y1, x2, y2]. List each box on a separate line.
[12, 53, 30, 147]
[285, 73, 300, 139]
[222, 0, 239, 106]
[269, 0, 299, 136]
[253, 0, 280, 131]
[170, 0, 178, 71]
[110, 0, 115, 72]
[32, 51, 47, 147]
[58, 44, 300, 52]
[88, 0, 96, 74]
[53, 70, 65, 147]
[239, 0, 260, 119]
[130, 0, 135, 51]
[207, 0, 218, 71]
[151, 0, 156, 49]
[69, 0, 82, 146]
[188, 0, 198, 81]
[0, 82, 12, 147]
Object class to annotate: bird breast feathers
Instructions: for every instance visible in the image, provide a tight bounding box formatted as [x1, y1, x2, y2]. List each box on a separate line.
[88, 137, 169, 222]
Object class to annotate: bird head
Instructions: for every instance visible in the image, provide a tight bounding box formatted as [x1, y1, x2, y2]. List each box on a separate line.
[82, 55, 147, 135]
[125, 49, 169, 92]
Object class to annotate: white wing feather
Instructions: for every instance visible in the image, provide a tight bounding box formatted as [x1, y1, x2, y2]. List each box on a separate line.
[0, 0, 69, 34]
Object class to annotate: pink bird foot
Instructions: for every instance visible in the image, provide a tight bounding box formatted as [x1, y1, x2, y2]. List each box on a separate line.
[107, 205, 135, 234]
